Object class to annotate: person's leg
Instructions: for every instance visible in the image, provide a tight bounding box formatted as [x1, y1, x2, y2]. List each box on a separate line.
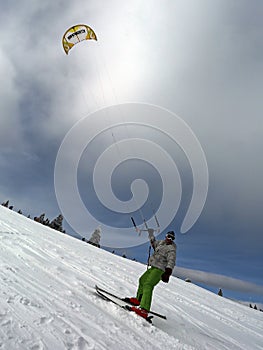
[139, 267, 163, 311]
[136, 269, 151, 301]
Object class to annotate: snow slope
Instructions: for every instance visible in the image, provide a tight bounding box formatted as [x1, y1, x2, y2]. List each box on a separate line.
[0, 206, 262, 350]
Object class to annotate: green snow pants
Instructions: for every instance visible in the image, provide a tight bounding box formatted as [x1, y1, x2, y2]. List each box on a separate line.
[136, 266, 163, 311]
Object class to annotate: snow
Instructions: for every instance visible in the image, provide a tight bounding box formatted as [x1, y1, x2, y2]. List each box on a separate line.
[0, 206, 262, 350]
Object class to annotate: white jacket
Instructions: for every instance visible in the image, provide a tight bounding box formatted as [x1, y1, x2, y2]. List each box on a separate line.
[149, 239, 176, 271]
[147, 229, 176, 271]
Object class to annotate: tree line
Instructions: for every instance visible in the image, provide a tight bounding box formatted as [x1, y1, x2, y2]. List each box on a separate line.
[1, 200, 65, 233]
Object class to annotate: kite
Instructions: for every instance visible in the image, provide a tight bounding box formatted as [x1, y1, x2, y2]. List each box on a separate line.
[62, 24, 97, 55]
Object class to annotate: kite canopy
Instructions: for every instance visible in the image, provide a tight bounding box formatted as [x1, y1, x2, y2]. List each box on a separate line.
[62, 24, 97, 55]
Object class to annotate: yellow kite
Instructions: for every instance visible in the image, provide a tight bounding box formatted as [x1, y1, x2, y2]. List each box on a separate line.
[62, 24, 97, 55]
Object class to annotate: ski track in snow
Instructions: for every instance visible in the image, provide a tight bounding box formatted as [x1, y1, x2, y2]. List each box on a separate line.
[0, 206, 263, 350]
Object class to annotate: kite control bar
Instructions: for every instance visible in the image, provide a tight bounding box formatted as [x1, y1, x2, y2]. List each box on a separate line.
[131, 217, 138, 230]
[131, 215, 160, 236]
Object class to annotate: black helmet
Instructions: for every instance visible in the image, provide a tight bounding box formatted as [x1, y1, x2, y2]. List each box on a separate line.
[166, 231, 175, 240]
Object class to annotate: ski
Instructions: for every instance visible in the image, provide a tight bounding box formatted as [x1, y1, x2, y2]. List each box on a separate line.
[95, 285, 154, 323]
[95, 285, 166, 320]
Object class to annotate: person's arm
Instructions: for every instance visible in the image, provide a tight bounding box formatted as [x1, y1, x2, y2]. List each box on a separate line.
[166, 245, 176, 270]
[147, 228, 157, 248]
[162, 245, 176, 283]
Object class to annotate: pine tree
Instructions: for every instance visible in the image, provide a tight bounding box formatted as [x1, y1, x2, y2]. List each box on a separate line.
[49, 214, 64, 232]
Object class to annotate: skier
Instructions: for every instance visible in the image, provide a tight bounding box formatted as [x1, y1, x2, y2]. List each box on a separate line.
[125, 230, 176, 319]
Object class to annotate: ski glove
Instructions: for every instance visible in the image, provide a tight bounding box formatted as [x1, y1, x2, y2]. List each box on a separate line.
[161, 268, 172, 283]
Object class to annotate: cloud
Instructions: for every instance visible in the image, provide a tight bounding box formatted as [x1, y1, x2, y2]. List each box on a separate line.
[174, 266, 263, 296]
[0, 48, 23, 148]
[0, 0, 262, 293]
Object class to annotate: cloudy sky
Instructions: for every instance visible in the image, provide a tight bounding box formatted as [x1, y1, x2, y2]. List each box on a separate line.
[1, 1, 263, 302]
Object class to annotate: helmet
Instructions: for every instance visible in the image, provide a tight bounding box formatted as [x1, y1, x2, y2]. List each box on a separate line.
[166, 231, 175, 240]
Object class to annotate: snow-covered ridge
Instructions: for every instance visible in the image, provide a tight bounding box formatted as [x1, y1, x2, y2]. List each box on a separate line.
[0, 206, 262, 350]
